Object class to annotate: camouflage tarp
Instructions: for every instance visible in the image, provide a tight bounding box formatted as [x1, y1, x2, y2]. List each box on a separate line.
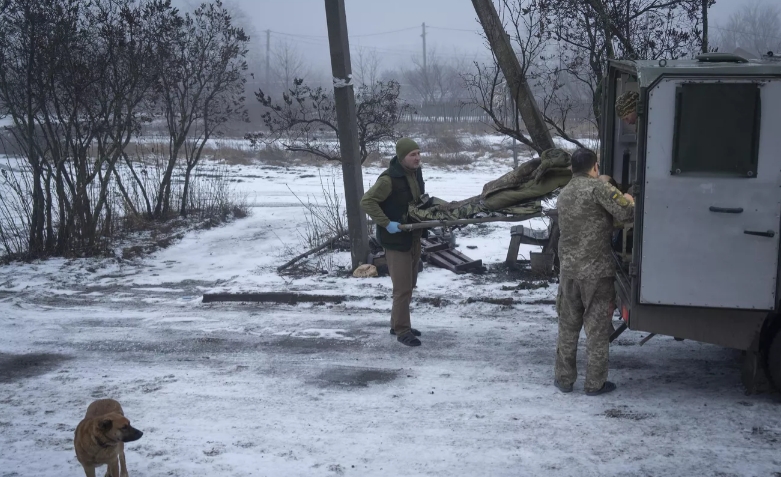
[406, 148, 572, 222]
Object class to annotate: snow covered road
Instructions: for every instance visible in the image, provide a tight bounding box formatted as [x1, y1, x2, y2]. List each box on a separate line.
[1, 157, 780, 476]
[1, 294, 779, 476]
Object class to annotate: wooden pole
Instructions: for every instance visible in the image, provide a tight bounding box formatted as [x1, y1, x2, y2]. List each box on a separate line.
[266, 30, 270, 86]
[701, 0, 709, 54]
[471, 0, 554, 152]
[324, 0, 370, 271]
[422, 22, 427, 71]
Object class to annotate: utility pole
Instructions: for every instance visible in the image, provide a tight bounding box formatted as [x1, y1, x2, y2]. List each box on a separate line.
[324, 0, 370, 271]
[421, 22, 427, 72]
[266, 29, 271, 86]
[471, 0, 554, 152]
[701, 0, 709, 53]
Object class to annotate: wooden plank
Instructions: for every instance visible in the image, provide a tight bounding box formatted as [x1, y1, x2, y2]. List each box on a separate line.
[203, 292, 353, 304]
[421, 241, 450, 253]
[436, 249, 482, 272]
[427, 251, 463, 274]
[511, 224, 549, 241]
[455, 259, 483, 272]
[446, 248, 479, 263]
[506, 235, 522, 264]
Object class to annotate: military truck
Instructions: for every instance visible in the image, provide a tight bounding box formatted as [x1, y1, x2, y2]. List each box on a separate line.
[599, 52, 781, 393]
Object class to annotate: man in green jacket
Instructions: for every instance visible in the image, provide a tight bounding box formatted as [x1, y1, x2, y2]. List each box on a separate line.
[360, 138, 425, 347]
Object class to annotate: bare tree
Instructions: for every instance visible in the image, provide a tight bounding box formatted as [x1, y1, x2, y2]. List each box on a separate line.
[247, 78, 410, 164]
[403, 50, 469, 104]
[546, 0, 713, 124]
[0, 0, 247, 260]
[269, 39, 311, 93]
[715, 0, 781, 56]
[465, 0, 593, 150]
[155, 0, 249, 219]
[353, 46, 382, 91]
[0, 0, 179, 256]
[466, 0, 713, 143]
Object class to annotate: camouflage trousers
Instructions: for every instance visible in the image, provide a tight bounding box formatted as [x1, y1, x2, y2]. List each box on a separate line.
[554, 277, 614, 393]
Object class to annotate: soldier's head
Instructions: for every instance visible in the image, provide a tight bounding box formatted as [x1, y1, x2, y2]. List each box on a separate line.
[396, 137, 421, 170]
[615, 90, 639, 125]
[570, 148, 599, 177]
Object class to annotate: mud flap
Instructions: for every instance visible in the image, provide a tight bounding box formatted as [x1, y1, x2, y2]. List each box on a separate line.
[741, 336, 772, 395]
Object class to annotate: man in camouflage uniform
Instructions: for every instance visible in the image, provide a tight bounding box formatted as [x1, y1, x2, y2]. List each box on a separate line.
[554, 148, 635, 396]
[360, 138, 426, 347]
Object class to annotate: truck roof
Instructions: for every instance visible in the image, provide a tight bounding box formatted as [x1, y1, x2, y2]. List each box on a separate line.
[610, 54, 781, 87]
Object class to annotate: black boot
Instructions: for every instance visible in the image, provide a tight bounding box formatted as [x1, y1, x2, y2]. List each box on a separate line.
[396, 331, 421, 347]
[390, 328, 421, 337]
[554, 380, 573, 393]
[586, 381, 616, 396]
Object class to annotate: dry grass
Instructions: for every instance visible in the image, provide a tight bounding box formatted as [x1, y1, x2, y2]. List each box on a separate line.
[209, 146, 256, 166]
[424, 152, 475, 168]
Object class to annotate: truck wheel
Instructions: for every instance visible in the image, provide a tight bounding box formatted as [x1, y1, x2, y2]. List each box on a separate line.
[769, 329, 781, 390]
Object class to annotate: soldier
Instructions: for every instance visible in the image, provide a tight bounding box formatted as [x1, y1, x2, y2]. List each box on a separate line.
[615, 90, 639, 125]
[360, 138, 426, 347]
[554, 148, 635, 395]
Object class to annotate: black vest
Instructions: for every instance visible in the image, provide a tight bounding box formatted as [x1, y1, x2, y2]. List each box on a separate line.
[377, 157, 425, 252]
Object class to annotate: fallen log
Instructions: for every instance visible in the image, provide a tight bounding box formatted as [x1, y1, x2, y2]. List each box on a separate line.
[203, 292, 360, 304]
[277, 230, 348, 272]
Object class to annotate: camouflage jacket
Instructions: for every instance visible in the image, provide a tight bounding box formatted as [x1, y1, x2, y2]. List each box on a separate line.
[557, 174, 635, 280]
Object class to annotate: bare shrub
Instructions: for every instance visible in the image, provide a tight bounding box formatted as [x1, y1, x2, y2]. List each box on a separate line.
[0, 0, 250, 260]
[282, 168, 351, 272]
[288, 169, 346, 249]
[0, 155, 31, 260]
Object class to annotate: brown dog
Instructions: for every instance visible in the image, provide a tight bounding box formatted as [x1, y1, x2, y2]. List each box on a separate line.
[74, 399, 143, 477]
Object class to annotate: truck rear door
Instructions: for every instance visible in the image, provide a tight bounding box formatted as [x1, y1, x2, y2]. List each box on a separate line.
[639, 78, 781, 310]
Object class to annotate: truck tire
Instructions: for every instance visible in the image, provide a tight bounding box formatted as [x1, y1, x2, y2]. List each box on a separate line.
[769, 329, 781, 390]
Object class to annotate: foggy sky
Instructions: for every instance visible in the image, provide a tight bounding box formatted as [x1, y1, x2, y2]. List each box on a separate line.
[175, 0, 751, 74]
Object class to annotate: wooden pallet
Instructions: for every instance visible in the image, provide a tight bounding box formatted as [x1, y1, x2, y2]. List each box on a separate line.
[367, 236, 483, 275]
[421, 237, 483, 274]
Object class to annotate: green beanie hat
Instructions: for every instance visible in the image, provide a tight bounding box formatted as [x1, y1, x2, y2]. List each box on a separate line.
[396, 137, 420, 161]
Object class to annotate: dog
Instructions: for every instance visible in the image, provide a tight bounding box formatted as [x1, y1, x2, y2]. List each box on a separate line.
[74, 399, 143, 477]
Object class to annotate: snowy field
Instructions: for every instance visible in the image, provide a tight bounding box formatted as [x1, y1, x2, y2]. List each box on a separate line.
[1, 147, 780, 477]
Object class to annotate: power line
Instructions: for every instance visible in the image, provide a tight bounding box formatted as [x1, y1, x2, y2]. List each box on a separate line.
[270, 32, 487, 60]
[352, 26, 420, 37]
[428, 25, 480, 33]
[268, 25, 421, 40]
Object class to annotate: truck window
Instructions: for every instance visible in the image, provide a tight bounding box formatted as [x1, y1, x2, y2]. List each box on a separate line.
[671, 83, 761, 177]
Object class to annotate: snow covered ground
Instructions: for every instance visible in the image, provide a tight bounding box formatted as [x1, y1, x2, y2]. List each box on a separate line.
[1, 149, 780, 477]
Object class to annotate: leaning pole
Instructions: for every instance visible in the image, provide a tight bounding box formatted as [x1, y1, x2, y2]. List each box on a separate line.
[323, 0, 370, 271]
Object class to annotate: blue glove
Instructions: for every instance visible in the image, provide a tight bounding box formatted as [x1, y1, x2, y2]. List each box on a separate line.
[386, 221, 401, 234]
